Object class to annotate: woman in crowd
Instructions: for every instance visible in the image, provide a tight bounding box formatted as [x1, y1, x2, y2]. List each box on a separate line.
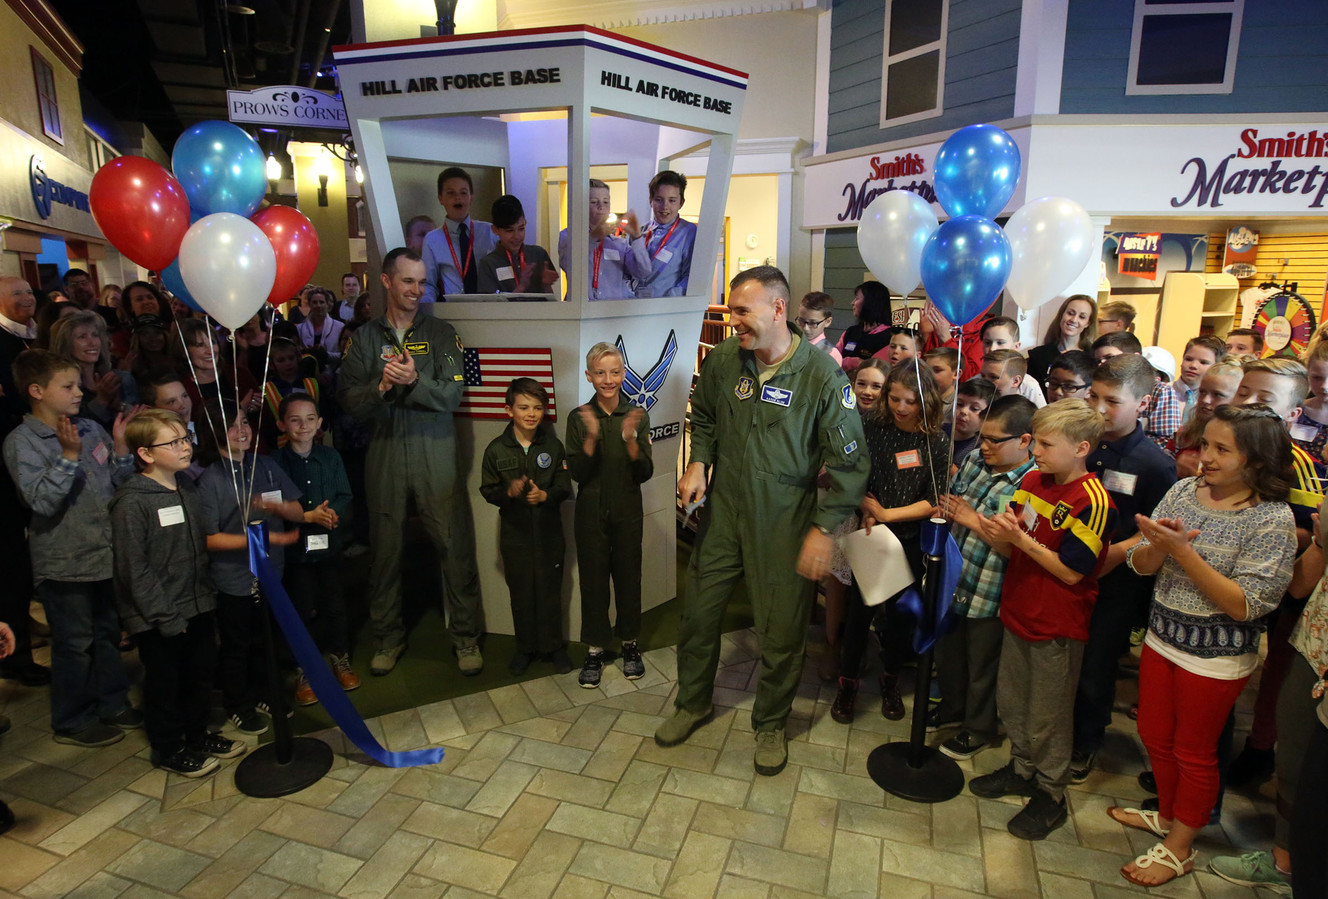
[112, 281, 172, 358]
[833, 281, 896, 376]
[1025, 294, 1097, 387]
[1111, 404, 1297, 887]
[49, 309, 135, 429]
[175, 318, 260, 428]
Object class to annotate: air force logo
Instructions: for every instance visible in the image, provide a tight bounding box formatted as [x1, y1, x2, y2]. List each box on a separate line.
[841, 384, 856, 409]
[616, 330, 677, 412]
[760, 384, 792, 406]
[735, 376, 754, 400]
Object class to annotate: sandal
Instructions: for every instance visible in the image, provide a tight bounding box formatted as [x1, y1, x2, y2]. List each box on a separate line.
[1107, 806, 1170, 837]
[1121, 843, 1196, 887]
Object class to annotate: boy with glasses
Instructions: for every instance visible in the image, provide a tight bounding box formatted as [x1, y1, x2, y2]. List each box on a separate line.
[795, 292, 839, 363]
[1044, 350, 1095, 402]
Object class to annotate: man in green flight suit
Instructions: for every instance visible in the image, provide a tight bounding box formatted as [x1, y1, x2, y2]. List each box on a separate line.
[338, 247, 485, 677]
[655, 266, 869, 775]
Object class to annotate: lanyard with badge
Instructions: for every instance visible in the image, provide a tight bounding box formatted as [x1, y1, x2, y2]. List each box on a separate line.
[647, 219, 680, 262]
[441, 223, 473, 282]
[503, 247, 525, 284]
[592, 238, 604, 289]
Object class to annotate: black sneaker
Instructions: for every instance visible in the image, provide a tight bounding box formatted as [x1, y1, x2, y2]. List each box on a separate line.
[925, 706, 962, 734]
[53, 722, 125, 747]
[1007, 789, 1067, 841]
[508, 652, 533, 676]
[578, 652, 604, 688]
[1138, 770, 1157, 794]
[102, 707, 145, 730]
[621, 641, 644, 680]
[939, 729, 989, 761]
[153, 748, 220, 778]
[0, 798, 13, 836]
[255, 701, 294, 720]
[228, 709, 269, 735]
[549, 648, 573, 674]
[969, 762, 1037, 799]
[1069, 749, 1097, 784]
[189, 733, 247, 759]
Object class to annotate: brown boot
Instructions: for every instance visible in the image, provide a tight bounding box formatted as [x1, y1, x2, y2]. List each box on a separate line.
[831, 677, 858, 724]
[879, 673, 905, 720]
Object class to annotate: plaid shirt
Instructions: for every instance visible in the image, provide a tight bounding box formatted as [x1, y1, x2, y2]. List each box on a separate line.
[1144, 380, 1182, 450]
[951, 453, 1037, 619]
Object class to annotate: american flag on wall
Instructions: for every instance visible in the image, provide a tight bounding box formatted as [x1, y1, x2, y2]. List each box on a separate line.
[459, 347, 557, 420]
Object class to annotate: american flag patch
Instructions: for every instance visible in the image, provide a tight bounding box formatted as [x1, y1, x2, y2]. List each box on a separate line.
[460, 347, 557, 420]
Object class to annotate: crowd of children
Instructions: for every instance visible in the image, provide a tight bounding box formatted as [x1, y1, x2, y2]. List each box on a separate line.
[794, 287, 1327, 890]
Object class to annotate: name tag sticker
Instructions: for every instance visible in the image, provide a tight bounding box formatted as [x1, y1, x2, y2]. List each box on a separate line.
[404, 341, 429, 356]
[92, 443, 109, 466]
[157, 505, 185, 527]
[603, 248, 621, 261]
[1102, 469, 1138, 496]
[496, 265, 515, 282]
[1021, 501, 1038, 531]
[261, 490, 283, 507]
[656, 248, 673, 264]
[306, 534, 329, 552]
[844, 341, 857, 353]
[895, 449, 921, 469]
[760, 384, 792, 407]
[1291, 422, 1318, 442]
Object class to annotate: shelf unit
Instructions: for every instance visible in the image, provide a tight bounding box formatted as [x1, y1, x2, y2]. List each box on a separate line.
[1155, 272, 1239, 363]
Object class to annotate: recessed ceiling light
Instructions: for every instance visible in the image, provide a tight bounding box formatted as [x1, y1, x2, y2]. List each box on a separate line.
[226, 4, 256, 14]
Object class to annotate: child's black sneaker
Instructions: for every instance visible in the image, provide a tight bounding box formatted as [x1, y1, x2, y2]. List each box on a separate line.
[508, 652, 533, 676]
[578, 651, 604, 688]
[621, 641, 645, 680]
[256, 700, 294, 720]
[549, 648, 574, 674]
[189, 733, 247, 759]
[154, 748, 220, 778]
[228, 709, 269, 735]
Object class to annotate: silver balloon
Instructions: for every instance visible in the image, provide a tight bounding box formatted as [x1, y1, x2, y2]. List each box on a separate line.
[177, 213, 277, 331]
[856, 190, 939, 298]
[1002, 197, 1095, 311]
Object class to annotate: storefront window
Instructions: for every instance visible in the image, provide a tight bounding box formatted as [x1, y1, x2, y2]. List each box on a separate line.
[1127, 0, 1244, 95]
[31, 48, 62, 143]
[879, 0, 947, 128]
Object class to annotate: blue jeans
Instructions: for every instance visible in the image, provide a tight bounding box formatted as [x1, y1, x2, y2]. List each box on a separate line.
[38, 579, 129, 734]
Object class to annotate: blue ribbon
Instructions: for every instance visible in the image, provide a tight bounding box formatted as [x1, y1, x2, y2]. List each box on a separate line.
[895, 518, 962, 654]
[247, 524, 444, 767]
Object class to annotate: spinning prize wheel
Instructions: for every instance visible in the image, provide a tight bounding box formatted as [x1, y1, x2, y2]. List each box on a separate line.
[1252, 291, 1316, 357]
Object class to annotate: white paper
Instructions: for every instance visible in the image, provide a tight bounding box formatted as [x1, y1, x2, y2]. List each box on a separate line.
[306, 534, 329, 551]
[260, 490, 282, 507]
[496, 265, 515, 282]
[157, 505, 185, 527]
[603, 248, 621, 261]
[656, 248, 673, 264]
[842, 526, 916, 607]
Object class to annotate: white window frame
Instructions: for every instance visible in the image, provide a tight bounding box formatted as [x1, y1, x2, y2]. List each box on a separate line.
[1127, 0, 1244, 95]
[878, 0, 948, 129]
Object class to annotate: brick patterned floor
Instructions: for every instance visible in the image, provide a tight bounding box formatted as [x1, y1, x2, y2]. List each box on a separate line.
[0, 630, 1281, 897]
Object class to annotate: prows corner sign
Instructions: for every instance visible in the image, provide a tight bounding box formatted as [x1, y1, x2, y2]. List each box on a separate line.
[228, 86, 348, 131]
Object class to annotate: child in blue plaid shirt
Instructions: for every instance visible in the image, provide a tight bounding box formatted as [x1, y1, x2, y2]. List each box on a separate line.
[932, 395, 1038, 760]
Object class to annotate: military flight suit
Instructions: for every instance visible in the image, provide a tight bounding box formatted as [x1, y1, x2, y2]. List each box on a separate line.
[337, 312, 483, 652]
[676, 325, 868, 731]
[565, 395, 653, 648]
[479, 423, 572, 655]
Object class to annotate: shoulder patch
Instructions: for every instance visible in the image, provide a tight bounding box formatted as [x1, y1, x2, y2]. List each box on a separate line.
[455, 334, 464, 353]
[1051, 500, 1072, 529]
[841, 383, 856, 410]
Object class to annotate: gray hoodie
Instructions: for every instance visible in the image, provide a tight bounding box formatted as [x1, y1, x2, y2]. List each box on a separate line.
[110, 474, 215, 637]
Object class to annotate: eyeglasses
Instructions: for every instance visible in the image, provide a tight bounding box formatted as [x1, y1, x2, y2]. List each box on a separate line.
[978, 433, 1020, 446]
[795, 317, 828, 329]
[148, 436, 192, 451]
[1045, 380, 1087, 392]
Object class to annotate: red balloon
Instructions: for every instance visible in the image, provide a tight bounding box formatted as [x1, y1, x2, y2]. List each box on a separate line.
[250, 206, 321, 307]
[89, 157, 191, 271]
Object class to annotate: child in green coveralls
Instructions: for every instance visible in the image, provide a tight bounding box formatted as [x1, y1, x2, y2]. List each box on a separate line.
[566, 343, 653, 687]
[480, 378, 573, 675]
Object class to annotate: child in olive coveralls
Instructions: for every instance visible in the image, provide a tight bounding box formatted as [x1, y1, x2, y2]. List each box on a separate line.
[566, 342, 653, 687]
[480, 378, 572, 675]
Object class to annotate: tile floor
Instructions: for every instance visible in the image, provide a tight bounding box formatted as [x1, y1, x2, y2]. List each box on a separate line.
[0, 629, 1282, 898]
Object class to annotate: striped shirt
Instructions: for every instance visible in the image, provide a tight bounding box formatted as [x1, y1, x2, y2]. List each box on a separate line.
[952, 454, 1037, 619]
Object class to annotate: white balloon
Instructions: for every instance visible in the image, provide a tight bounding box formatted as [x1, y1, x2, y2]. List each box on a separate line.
[856, 190, 939, 298]
[177, 212, 277, 331]
[1003, 197, 1095, 311]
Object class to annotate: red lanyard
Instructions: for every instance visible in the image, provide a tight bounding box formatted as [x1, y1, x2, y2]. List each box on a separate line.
[441, 223, 474, 281]
[647, 219, 680, 261]
[503, 247, 525, 283]
[592, 238, 604, 289]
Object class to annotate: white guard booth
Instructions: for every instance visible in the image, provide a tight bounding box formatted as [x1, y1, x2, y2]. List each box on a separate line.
[333, 27, 747, 637]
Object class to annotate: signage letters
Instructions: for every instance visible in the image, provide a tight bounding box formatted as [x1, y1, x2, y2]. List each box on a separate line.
[1172, 128, 1328, 209]
[29, 155, 89, 221]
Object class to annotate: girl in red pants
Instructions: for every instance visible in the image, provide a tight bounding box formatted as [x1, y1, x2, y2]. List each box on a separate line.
[1111, 405, 1297, 887]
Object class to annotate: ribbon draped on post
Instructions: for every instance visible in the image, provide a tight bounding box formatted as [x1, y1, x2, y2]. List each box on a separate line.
[247, 525, 445, 767]
[895, 518, 962, 654]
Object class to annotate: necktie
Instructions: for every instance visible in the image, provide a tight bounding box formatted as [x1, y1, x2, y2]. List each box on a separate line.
[458, 222, 476, 293]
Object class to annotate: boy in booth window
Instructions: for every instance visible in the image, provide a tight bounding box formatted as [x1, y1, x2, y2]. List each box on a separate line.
[476, 196, 559, 296]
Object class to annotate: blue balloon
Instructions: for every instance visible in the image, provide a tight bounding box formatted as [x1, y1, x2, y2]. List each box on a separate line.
[171, 121, 268, 217]
[920, 215, 1011, 327]
[933, 124, 1021, 219]
[161, 257, 202, 312]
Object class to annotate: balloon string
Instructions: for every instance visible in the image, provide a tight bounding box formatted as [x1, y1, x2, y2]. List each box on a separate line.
[245, 314, 276, 521]
[230, 336, 249, 521]
[911, 344, 943, 509]
[174, 317, 241, 515]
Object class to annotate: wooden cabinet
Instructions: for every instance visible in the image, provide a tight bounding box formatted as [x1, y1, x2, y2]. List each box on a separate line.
[1155, 272, 1239, 363]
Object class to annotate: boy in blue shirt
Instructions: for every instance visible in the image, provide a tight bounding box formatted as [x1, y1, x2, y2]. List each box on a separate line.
[626, 171, 696, 297]
[3, 349, 139, 747]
